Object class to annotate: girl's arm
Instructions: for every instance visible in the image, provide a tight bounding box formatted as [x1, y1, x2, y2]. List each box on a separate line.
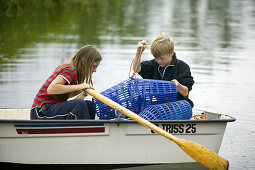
[171, 79, 189, 97]
[47, 76, 93, 95]
[133, 40, 147, 73]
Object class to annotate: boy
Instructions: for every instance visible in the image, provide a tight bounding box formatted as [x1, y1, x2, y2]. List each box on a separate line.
[133, 32, 194, 107]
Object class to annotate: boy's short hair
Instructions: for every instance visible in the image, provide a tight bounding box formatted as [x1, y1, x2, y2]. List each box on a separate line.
[150, 32, 174, 58]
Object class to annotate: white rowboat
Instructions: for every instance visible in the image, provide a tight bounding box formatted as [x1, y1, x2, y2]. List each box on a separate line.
[0, 108, 235, 165]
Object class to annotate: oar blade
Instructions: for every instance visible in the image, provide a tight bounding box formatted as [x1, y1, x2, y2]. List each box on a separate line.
[176, 139, 228, 170]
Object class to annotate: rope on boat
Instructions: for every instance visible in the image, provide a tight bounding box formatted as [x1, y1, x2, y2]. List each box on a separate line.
[192, 114, 213, 120]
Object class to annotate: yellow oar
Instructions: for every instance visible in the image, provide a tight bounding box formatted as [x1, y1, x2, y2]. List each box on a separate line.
[86, 89, 229, 170]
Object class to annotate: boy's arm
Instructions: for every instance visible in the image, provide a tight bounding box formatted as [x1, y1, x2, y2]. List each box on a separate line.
[171, 79, 189, 97]
[133, 40, 147, 73]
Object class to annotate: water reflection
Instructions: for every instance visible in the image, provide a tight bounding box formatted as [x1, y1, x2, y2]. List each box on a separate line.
[1, 0, 250, 67]
[0, 0, 255, 169]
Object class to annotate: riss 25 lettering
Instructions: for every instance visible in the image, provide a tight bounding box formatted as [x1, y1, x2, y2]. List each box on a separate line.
[151, 123, 196, 134]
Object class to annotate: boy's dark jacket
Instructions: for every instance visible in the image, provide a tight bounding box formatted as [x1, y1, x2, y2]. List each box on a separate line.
[138, 53, 195, 107]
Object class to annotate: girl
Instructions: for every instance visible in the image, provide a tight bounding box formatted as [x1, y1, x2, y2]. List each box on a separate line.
[31, 45, 102, 120]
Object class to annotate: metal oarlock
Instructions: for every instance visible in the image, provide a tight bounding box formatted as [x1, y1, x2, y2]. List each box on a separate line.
[114, 107, 124, 120]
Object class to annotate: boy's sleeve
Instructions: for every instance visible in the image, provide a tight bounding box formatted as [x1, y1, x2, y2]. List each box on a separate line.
[138, 60, 154, 79]
[58, 66, 76, 85]
[177, 64, 194, 91]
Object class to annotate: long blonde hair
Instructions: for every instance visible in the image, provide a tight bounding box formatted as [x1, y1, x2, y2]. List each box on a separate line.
[56, 45, 102, 85]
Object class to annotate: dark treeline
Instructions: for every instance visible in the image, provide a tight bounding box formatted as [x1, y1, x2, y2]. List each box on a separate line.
[0, 0, 149, 66]
[0, 0, 99, 16]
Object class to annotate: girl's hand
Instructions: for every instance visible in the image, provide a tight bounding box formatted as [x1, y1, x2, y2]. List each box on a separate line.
[137, 40, 147, 52]
[77, 83, 94, 90]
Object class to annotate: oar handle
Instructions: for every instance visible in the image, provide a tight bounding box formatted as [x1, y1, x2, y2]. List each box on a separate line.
[86, 89, 178, 141]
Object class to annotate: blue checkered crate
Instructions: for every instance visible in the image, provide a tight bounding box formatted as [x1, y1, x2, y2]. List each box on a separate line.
[134, 78, 177, 111]
[138, 100, 192, 120]
[93, 78, 177, 119]
[156, 103, 177, 120]
[138, 103, 176, 120]
[93, 79, 139, 119]
[169, 100, 192, 120]
[138, 105, 163, 120]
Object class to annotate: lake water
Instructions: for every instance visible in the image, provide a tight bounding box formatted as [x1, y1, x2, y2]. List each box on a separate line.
[0, 0, 254, 169]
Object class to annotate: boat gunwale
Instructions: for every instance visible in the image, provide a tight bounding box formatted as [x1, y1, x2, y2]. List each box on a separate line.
[0, 116, 236, 124]
[0, 108, 236, 123]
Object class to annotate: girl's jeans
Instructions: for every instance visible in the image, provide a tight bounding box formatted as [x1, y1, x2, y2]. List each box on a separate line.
[30, 99, 95, 120]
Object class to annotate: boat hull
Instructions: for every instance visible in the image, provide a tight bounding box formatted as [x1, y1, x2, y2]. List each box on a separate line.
[0, 109, 235, 165]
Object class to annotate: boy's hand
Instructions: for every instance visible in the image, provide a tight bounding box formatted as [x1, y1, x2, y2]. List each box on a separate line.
[171, 79, 179, 87]
[137, 40, 147, 52]
[171, 79, 189, 97]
